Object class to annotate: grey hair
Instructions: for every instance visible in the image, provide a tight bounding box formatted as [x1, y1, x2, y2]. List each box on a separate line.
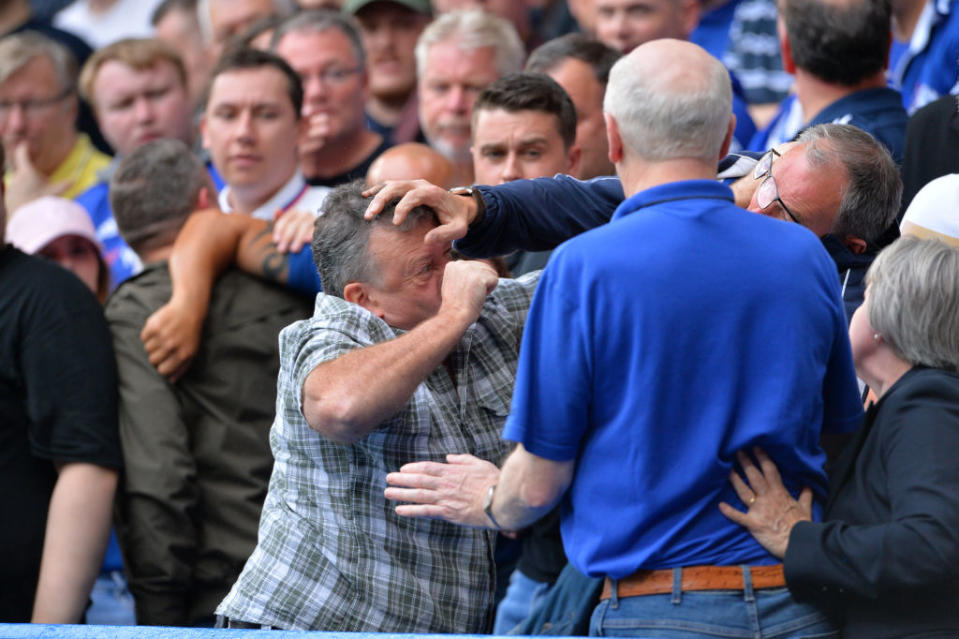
[414, 9, 524, 79]
[795, 123, 901, 244]
[0, 32, 77, 91]
[312, 180, 436, 298]
[866, 235, 959, 371]
[602, 49, 731, 163]
[270, 9, 366, 69]
[197, 0, 297, 43]
[109, 139, 209, 253]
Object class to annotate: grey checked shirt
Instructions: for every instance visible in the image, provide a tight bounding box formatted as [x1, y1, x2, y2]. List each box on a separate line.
[217, 273, 539, 632]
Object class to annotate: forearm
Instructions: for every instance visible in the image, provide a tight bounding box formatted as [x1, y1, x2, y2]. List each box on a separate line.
[167, 209, 251, 313]
[457, 176, 622, 257]
[303, 307, 471, 443]
[490, 445, 574, 531]
[32, 463, 118, 623]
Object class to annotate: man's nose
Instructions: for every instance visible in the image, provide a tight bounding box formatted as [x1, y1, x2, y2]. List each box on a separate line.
[5, 103, 28, 133]
[500, 153, 522, 183]
[234, 110, 256, 142]
[445, 86, 469, 113]
[134, 96, 154, 123]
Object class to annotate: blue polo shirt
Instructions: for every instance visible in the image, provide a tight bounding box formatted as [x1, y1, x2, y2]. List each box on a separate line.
[502, 179, 863, 579]
[891, 0, 959, 113]
[750, 87, 907, 163]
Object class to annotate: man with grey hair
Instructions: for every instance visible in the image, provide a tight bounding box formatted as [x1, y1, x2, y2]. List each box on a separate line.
[106, 138, 312, 626]
[0, 31, 111, 211]
[198, 0, 296, 59]
[271, 10, 389, 186]
[415, 8, 524, 185]
[384, 39, 863, 638]
[215, 179, 539, 632]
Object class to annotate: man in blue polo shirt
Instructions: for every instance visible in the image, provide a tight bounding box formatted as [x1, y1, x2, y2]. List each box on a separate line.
[750, 0, 906, 163]
[385, 38, 863, 638]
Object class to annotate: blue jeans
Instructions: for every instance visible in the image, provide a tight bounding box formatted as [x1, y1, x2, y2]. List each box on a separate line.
[590, 567, 837, 639]
[494, 569, 552, 634]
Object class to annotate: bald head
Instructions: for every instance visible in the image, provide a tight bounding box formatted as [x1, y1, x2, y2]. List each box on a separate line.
[603, 39, 732, 164]
[366, 143, 456, 188]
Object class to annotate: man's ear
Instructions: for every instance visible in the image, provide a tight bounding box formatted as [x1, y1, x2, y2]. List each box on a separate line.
[195, 185, 213, 210]
[344, 281, 385, 318]
[843, 235, 868, 255]
[565, 144, 582, 177]
[778, 17, 796, 74]
[719, 114, 736, 161]
[200, 115, 210, 150]
[604, 113, 623, 165]
[681, 0, 700, 39]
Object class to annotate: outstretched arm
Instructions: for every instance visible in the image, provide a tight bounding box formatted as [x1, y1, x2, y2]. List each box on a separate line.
[364, 175, 623, 257]
[386, 444, 574, 531]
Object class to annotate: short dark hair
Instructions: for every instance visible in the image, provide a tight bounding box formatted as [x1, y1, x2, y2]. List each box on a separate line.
[110, 139, 209, 253]
[526, 33, 621, 85]
[205, 47, 303, 116]
[472, 72, 577, 149]
[312, 180, 435, 298]
[781, 0, 891, 86]
[151, 0, 197, 26]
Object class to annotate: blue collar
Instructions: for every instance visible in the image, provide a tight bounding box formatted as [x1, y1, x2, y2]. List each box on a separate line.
[612, 179, 736, 221]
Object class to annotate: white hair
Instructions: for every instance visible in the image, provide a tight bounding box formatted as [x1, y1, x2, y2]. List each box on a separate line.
[197, 0, 297, 43]
[603, 48, 732, 163]
[867, 236, 959, 371]
[414, 9, 524, 79]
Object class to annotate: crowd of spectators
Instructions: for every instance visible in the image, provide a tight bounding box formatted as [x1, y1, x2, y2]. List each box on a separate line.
[4, 0, 959, 636]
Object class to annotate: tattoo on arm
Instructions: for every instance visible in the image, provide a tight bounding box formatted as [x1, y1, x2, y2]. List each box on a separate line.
[241, 224, 290, 283]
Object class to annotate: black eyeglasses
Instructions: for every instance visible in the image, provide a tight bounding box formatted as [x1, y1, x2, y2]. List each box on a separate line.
[0, 86, 72, 119]
[753, 149, 800, 225]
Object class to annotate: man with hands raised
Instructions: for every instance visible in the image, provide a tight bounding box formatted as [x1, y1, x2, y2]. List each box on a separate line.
[215, 180, 540, 632]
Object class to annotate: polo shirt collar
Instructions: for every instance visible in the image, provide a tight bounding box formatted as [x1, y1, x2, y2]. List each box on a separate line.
[612, 179, 735, 221]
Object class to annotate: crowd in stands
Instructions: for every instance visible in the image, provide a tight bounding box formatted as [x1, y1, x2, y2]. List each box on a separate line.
[3, 0, 959, 636]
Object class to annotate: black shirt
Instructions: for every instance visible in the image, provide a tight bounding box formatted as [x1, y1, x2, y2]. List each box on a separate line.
[0, 247, 121, 622]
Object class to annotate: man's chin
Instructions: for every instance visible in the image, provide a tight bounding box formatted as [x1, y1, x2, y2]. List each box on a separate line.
[424, 135, 471, 164]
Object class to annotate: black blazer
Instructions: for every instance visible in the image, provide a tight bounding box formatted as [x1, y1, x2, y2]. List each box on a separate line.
[784, 367, 959, 639]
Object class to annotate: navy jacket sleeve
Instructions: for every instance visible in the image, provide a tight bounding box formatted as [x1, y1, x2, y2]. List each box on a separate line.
[454, 174, 624, 258]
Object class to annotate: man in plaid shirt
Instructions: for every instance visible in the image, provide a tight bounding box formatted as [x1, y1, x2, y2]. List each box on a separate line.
[216, 181, 538, 631]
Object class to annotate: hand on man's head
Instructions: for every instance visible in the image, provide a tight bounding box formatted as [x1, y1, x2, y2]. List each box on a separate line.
[364, 179, 479, 245]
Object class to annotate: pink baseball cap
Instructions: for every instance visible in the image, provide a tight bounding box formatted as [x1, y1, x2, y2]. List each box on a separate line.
[6, 196, 104, 256]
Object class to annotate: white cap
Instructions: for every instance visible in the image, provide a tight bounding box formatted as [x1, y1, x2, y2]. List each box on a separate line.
[901, 174, 959, 242]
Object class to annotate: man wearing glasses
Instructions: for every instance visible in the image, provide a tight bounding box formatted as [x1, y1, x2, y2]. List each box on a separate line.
[0, 32, 110, 212]
[272, 10, 390, 188]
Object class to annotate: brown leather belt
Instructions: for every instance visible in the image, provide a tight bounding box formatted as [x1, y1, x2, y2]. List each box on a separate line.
[600, 565, 786, 600]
